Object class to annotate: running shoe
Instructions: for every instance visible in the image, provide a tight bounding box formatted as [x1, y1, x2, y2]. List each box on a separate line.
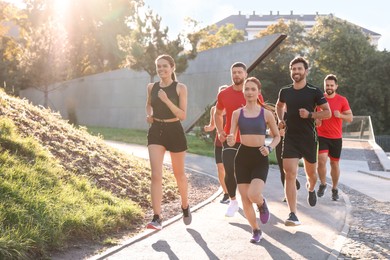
[225, 199, 239, 217]
[317, 183, 327, 197]
[250, 229, 262, 243]
[220, 193, 230, 204]
[306, 182, 317, 207]
[308, 190, 317, 206]
[258, 198, 270, 224]
[296, 179, 301, 190]
[182, 206, 192, 225]
[285, 212, 301, 226]
[332, 189, 339, 201]
[146, 214, 162, 230]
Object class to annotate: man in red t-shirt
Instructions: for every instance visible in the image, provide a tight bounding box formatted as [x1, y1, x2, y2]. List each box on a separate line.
[316, 74, 353, 201]
[215, 62, 263, 217]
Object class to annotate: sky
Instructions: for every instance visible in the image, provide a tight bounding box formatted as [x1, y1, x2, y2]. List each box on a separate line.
[4, 0, 390, 51]
[143, 0, 390, 51]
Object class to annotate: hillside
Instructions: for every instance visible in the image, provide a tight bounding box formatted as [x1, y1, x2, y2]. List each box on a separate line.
[0, 90, 182, 259]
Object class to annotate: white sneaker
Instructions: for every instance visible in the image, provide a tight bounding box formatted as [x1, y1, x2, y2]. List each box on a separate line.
[225, 199, 239, 217]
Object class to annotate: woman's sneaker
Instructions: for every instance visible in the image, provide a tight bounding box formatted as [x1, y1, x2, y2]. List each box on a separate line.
[220, 193, 230, 204]
[182, 206, 192, 225]
[225, 199, 239, 217]
[250, 229, 262, 243]
[258, 198, 270, 224]
[146, 214, 162, 230]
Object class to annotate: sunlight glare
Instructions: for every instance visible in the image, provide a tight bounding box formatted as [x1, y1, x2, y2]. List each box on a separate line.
[53, 0, 70, 19]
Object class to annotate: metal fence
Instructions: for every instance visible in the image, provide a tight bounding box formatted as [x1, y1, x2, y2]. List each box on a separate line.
[375, 135, 390, 152]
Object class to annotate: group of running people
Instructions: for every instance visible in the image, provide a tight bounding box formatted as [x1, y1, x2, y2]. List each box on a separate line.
[144, 54, 352, 243]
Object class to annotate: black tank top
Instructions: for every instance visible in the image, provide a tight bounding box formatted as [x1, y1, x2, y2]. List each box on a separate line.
[151, 81, 179, 119]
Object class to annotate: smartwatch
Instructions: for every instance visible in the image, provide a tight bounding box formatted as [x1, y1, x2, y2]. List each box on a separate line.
[266, 145, 273, 153]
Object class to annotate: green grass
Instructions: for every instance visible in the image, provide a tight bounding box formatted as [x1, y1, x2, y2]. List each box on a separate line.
[0, 119, 142, 259]
[87, 126, 277, 164]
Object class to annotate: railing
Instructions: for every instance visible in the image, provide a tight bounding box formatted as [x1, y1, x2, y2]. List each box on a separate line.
[342, 116, 375, 141]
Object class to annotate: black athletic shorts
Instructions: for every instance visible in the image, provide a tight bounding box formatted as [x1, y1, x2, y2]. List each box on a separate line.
[147, 120, 187, 152]
[214, 145, 223, 164]
[234, 144, 269, 184]
[282, 134, 318, 163]
[318, 136, 342, 161]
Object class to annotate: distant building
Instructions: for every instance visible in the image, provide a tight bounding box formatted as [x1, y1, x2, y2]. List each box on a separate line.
[214, 10, 381, 47]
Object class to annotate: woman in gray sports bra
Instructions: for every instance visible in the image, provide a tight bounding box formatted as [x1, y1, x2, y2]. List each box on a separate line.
[227, 77, 280, 243]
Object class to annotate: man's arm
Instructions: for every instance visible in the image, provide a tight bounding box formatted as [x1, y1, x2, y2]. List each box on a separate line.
[334, 109, 353, 123]
[214, 107, 227, 142]
[276, 99, 286, 129]
[312, 102, 331, 120]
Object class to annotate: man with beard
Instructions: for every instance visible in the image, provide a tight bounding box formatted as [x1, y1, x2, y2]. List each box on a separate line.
[276, 57, 331, 226]
[215, 62, 264, 217]
[316, 74, 353, 201]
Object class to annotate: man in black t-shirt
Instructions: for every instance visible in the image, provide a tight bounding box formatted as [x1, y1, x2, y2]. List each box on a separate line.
[276, 57, 331, 226]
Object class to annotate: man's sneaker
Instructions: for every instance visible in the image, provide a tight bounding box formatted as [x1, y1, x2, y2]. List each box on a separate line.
[258, 198, 270, 224]
[317, 183, 327, 197]
[182, 206, 192, 225]
[306, 182, 317, 207]
[332, 189, 339, 201]
[146, 214, 162, 230]
[308, 190, 317, 206]
[220, 193, 230, 204]
[225, 199, 239, 217]
[296, 179, 301, 190]
[250, 229, 262, 243]
[285, 212, 301, 226]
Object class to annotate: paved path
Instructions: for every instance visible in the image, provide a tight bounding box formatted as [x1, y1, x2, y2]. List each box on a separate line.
[88, 140, 389, 260]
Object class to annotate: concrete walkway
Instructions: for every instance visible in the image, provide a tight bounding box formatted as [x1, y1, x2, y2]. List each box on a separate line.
[88, 140, 389, 260]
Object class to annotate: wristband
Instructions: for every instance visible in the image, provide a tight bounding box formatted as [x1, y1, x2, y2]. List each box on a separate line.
[266, 145, 273, 153]
[308, 112, 312, 119]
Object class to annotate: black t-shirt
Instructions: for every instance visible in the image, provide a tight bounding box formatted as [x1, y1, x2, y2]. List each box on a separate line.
[278, 83, 327, 137]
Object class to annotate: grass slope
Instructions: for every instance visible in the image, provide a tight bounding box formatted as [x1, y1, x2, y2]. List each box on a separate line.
[0, 90, 177, 259]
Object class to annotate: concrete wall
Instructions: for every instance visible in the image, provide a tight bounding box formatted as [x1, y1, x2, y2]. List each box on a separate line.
[20, 33, 286, 131]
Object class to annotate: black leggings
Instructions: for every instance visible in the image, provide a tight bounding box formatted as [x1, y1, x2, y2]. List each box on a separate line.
[276, 136, 285, 186]
[222, 142, 239, 198]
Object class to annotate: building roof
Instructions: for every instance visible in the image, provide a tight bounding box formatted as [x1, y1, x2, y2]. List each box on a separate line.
[215, 11, 381, 37]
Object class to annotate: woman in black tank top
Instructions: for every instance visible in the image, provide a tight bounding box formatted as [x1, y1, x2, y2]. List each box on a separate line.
[145, 54, 191, 230]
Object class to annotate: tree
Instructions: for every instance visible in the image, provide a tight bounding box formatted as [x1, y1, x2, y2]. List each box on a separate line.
[17, 19, 71, 107]
[307, 15, 376, 98]
[118, 8, 194, 82]
[354, 51, 390, 134]
[251, 19, 307, 103]
[196, 23, 244, 52]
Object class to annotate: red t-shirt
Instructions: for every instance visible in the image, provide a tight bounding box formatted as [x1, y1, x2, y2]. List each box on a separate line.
[317, 94, 351, 139]
[216, 85, 264, 142]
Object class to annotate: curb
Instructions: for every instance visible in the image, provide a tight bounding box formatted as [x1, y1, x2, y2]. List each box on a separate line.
[327, 188, 351, 260]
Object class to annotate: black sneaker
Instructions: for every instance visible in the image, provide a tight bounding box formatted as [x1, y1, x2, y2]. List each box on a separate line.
[317, 183, 327, 197]
[308, 190, 317, 206]
[296, 179, 301, 190]
[146, 214, 162, 230]
[285, 212, 301, 226]
[220, 193, 230, 204]
[182, 206, 192, 225]
[332, 189, 339, 201]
